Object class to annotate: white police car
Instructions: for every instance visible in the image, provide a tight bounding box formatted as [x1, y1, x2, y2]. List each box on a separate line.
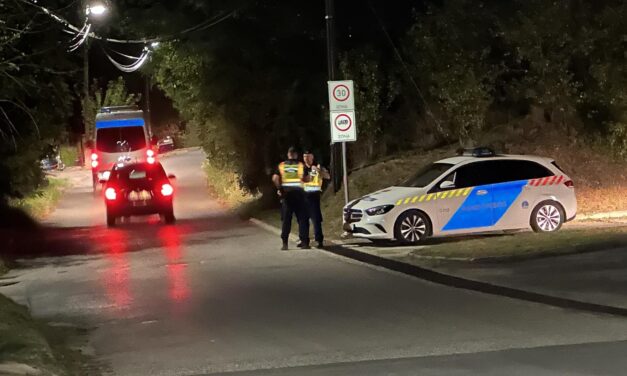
[343, 148, 577, 244]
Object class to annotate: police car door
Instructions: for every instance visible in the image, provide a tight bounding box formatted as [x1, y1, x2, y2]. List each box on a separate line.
[490, 160, 555, 230]
[432, 162, 496, 234]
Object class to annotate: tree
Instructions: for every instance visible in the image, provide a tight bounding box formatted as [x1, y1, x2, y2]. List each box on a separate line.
[0, 0, 77, 200]
[84, 77, 142, 140]
[405, 0, 495, 144]
[340, 46, 400, 160]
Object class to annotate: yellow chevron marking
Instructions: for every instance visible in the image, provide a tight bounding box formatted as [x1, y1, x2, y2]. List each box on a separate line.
[426, 194, 434, 201]
[463, 188, 472, 196]
[419, 195, 426, 202]
[441, 191, 449, 199]
[411, 196, 419, 203]
[404, 197, 411, 204]
[396, 199, 403, 205]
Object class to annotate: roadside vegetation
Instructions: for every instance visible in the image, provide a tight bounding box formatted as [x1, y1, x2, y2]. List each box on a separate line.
[59, 146, 79, 168]
[203, 161, 259, 207]
[9, 178, 68, 220]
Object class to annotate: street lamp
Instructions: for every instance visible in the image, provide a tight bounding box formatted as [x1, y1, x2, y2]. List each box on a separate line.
[86, 3, 108, 17]
[81, 2, 108, 166]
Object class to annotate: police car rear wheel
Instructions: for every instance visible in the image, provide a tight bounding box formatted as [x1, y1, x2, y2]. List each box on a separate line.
[395, 210, 430, 244]
[531, 201, 564, 233]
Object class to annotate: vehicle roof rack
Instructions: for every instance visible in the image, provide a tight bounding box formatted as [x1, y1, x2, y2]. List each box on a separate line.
[456, 146, 496, 157]
[98, 105, 140, 114]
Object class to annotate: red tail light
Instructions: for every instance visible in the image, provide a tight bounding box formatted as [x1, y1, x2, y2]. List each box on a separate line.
[147, 156, 156, 164]
[161, 183, 174, 196]
[91, 153, 99, 169]
[146, 149, 155, 158]
[564, 180, 574, 188]
[105, 187, 117, 201]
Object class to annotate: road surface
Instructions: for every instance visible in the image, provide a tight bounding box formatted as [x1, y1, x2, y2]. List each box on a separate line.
[3, 149, 627, 375]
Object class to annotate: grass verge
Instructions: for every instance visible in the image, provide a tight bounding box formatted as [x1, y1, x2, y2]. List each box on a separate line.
[9, 178, 68, 220]
[59, 145, 78, 167]
[401, 226, 627, 261]
[0, 294, 97, 375]
[203, 161, 259, 207]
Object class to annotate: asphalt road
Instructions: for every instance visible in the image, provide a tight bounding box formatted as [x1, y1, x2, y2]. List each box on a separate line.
[3, 149, 627, 375]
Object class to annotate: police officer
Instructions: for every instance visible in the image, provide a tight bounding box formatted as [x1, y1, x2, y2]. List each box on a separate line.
[272, 147, 310, 250]
[303, 150, 330, 249]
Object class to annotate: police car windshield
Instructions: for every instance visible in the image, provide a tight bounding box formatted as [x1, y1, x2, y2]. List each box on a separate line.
[399, 163, 453, 188]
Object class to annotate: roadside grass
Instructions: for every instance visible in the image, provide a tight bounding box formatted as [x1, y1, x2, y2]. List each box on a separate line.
[402, 226, 627, 261]
[59, 145, 78, 167]
[9, 178, 69, 220]
[203, 161, 259, 207]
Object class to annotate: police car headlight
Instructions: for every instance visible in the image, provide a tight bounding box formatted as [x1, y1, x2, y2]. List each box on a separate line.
[366, 205, 394, 216]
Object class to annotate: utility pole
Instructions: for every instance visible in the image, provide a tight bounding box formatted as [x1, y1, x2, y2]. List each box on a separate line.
[325, 0, 349, 204]
[326, 0, 348, 203]
[145, 73, 152, 137]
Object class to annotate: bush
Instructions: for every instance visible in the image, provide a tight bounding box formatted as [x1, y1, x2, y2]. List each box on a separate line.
[203, 161, 258, 207]
[609, 122, 627, 159]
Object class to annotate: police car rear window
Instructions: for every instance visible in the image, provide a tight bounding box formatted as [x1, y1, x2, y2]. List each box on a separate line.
[399, 163, 453, 188]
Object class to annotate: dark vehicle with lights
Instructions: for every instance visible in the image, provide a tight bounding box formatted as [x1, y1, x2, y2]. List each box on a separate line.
[91, 106, 155, 191]
[103, 161, 176, 227]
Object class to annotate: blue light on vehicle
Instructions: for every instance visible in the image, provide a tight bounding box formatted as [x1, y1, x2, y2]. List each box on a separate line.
[96, 118, 145, 129]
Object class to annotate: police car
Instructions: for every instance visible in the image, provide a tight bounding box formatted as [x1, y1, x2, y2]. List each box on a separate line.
[343, 148, 577, 244]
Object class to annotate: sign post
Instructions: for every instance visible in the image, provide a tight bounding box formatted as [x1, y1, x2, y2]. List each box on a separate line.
[328, 80, 357, 204]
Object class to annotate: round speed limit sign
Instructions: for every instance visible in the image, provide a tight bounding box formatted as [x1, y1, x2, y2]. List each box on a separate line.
[332, 84, 350, 102]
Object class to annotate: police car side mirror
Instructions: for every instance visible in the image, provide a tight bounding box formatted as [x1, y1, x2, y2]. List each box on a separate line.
[440, 181, 455, 190]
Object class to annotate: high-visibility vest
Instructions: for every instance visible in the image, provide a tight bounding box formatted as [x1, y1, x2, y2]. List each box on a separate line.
[279, 161, 304, 188]
[304, 166, 323, 192]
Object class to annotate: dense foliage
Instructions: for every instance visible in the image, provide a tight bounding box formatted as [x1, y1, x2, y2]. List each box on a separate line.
[109, 0, 625, 192]
[4, 0, 624, 198]
[0, 0, 77, 201]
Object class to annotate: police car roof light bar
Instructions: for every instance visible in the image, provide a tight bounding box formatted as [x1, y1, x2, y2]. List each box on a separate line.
[456, 147, 496, 158]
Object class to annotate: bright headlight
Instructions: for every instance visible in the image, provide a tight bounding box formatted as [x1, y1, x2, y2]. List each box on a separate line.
[365, 205, 394, 216]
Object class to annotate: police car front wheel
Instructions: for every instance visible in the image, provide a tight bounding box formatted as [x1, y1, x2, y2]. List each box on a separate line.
[531, 201, 565, 233]
[394, 210, 431, 244]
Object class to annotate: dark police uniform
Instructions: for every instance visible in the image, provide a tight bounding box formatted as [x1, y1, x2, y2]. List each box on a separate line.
[276, 159, 310, 248]
[303, 163, 325, 246]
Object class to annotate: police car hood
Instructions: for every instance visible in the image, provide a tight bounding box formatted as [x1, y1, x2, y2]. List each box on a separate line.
[350, 186, 426, 208]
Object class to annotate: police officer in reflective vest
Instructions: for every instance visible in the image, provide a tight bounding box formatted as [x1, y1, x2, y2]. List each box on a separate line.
[272, 147, 310, 250]
[303, 150, 331, 249]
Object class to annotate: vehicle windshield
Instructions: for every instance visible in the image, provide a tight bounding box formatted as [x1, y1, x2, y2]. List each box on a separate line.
[96, 126, 147, 153]
[398, 163, 453, 188]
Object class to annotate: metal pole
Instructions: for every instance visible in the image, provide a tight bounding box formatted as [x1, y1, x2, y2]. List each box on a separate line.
[81, 37, 89, 167]
[341, 142, 349, 204]
[326, 0, 345, 199]
[145, 73, 152, 136]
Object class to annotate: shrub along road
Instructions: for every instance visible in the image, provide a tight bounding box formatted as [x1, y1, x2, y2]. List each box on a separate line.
[3, 150, 627, 375]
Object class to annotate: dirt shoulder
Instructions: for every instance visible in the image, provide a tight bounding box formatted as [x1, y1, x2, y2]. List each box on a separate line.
[0, 293, 96, 375]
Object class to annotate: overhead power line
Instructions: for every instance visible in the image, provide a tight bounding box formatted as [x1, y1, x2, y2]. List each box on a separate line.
[20, 0, 237, 45]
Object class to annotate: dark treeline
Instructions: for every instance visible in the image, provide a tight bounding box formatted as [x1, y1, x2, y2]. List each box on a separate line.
[1, 0, 625, 199]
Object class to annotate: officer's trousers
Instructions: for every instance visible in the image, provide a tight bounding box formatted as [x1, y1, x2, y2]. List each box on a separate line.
[281, 190, 309, 243]
[305, 192, 323, 242]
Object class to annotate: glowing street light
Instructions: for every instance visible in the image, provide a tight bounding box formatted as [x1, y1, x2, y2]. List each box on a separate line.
[86, 3, 108, 17]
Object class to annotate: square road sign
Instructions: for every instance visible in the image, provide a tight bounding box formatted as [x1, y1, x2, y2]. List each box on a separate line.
[330, 111, 357, 143]
[328, 80, 355, 112]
